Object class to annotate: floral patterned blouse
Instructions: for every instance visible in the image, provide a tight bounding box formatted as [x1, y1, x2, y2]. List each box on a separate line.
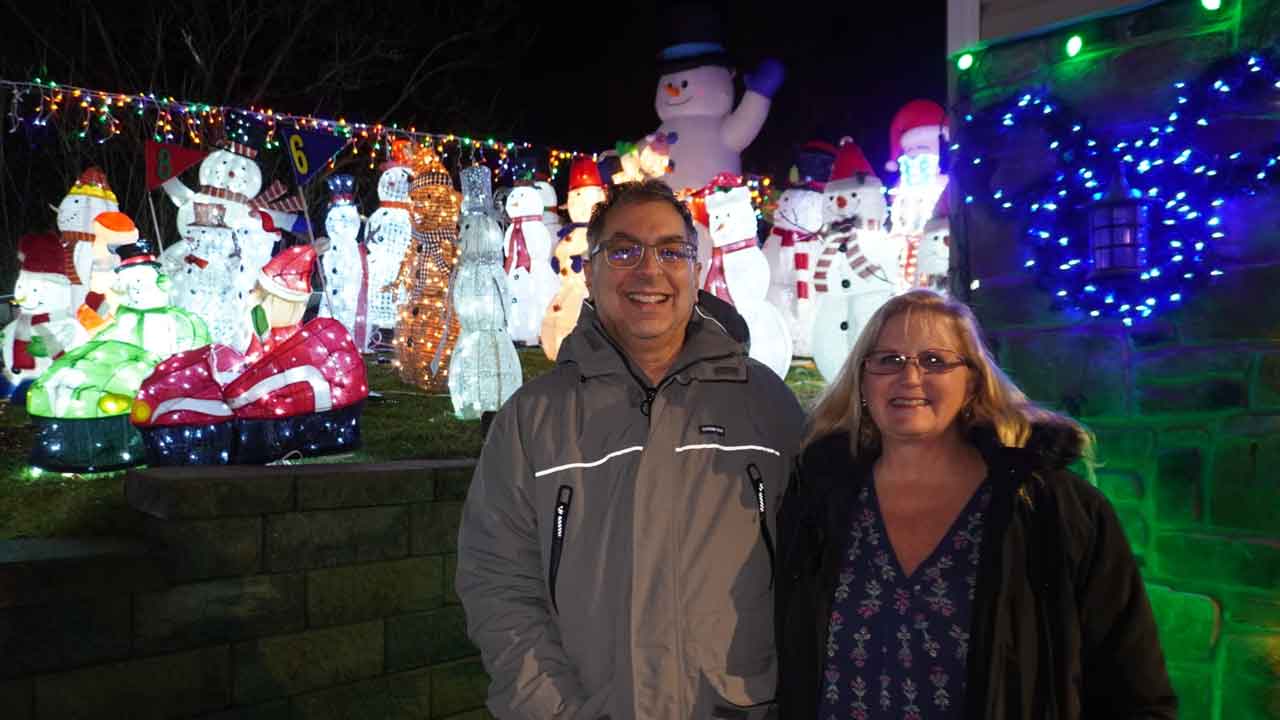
[819, 480, 992, 720]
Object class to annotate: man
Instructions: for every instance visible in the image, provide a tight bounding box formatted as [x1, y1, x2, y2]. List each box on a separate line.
[457, 180, 804, 719]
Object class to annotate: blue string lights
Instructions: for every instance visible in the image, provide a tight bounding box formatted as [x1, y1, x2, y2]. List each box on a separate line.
[952, 50, 1280, 325]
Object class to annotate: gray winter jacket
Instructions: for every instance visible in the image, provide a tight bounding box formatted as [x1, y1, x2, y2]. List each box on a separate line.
[456, 300, 805, 720]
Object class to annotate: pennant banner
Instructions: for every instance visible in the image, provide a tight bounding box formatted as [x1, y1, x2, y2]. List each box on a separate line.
[279, 127, 350, 186]
[145, 141, 208, 190]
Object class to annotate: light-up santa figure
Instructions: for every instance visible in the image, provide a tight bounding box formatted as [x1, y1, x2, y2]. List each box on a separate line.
[650, 4, 782, 194]
[449, 165, 523, 419]
[540, 155, 605, 360]
[163, 203, 253, 352]
[810, 139, 903, 381]
[763, 141, 835, 358]
[1, 233, 87, 403]
[885, 99, 950, 287]
[503, 183, 557, 345]
[161, 109, 299, 238]
[318, 174, 367, 348]
[248, 244, 317, 357]
[364, 140, 415, 350]
[702, 175, 792, 378]
[56, 167, 119, 311]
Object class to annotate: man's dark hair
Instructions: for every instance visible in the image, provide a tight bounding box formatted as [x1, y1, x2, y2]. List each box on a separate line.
[586, 179, 698, 253]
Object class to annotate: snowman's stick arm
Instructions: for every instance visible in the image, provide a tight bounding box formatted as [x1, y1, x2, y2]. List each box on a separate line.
[721, 91, 773, 154]
[160, 176, 195, 208]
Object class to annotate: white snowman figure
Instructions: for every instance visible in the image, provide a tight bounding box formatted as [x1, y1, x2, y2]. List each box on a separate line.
[318, 174, 367, 347]
[161, 109, 298, 238]
[231, 210, 283, 308]
[164, 203, 252, 352]
[763, 186, 824, 357]
[535, 179, 564, 241]
[502, 184, 557, 345]
[449, 171, 523, 419]
[364, 141, 416, 350]
[810, 140, 905, 381]
[1, 233, 87, 402]
[651, 5, 783, 194]
[56, 167, 119, 311]
[702, 180, 792, 379]
[885, 99, 949, 283]
[540, 156, 606, 360]
[916, 211, 951, 293]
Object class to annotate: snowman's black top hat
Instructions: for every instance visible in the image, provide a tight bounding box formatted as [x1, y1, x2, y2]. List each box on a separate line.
[656, 3, 734, 74]
[114, 241, 160, 271]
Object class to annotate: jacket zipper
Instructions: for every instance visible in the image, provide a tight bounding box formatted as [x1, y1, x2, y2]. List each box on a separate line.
[746, 463, 776, 587]
[548, 484, 573, 614]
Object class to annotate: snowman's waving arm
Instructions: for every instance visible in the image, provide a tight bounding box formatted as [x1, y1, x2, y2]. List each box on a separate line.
[722, 59, 783, 153]
[160, 176, 195, 208]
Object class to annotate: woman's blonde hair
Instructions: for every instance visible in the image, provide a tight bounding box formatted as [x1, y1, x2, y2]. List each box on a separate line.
[804, 289, 1094, 464]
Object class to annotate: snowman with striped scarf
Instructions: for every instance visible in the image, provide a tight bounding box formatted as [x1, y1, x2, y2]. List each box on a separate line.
[503, 183, 557, 345]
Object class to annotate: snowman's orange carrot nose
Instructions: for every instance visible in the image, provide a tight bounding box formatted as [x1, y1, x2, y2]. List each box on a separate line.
[665, 84, 680, 97]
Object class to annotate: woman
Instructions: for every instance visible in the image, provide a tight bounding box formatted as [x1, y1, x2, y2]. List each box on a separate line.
[775, 290, 1175, 719]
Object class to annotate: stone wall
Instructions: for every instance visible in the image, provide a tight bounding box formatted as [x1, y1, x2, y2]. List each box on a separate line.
[955, 1, 1280, 718]
[0, 460, 490, 720]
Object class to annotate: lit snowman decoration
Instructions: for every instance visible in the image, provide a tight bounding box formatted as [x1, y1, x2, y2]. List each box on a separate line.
[364, 140, 416, 348]
[1, 233, 87, 401]
[540, 155, 606, 360]
[317, 174, 366, 347]
[885, 99, 949, 284]
[56, 167, 119, 311]
[502, 184, 557, 345]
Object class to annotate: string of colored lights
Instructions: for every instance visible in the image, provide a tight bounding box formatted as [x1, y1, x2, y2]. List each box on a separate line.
[950, 50, 1280, 325]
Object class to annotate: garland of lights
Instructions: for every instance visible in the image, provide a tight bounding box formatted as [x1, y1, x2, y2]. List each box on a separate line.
[950, 50, 1280, 325]
[2, 78, 579, 180]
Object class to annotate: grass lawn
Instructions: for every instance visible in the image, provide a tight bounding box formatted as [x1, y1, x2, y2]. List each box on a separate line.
[0, 349, 827, 539]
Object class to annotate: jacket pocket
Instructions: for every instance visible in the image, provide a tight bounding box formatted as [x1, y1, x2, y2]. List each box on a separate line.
[548, 484, 573, 614]
[693, 606, 778, 713]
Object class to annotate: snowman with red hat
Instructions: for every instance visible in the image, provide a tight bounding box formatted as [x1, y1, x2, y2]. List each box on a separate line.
[540, 155, 606, 360]
[885, 99, 950, 286]
[364, 140, 415, 350]
[809, 138, 905, 381]
[1, 233, 88, 402]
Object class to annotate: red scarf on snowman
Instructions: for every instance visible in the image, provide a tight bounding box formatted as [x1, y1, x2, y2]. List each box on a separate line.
[10, 312, 63, 372]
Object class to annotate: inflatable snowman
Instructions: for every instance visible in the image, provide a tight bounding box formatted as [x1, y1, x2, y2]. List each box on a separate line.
[164, 203, 253, 352]
[449, 168, 522, 419]
[56, 167, 119, 311]
[502, 184, 557, 345]
[1, 233, 88, 402]
[702, 178, 792, 379]
[161, 109, 298, 237]
[540, 156, 606, 360]
[650, 5, 783, 194]
[318, 174, 367, 348]
[810, 139, 903, 381]
[763, 187, 824, 357]
[364, 141, 415, 349]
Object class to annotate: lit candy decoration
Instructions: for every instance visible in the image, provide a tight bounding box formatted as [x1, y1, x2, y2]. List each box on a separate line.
[392, 149, 461, 392]
[26, 241, 209, 472]
[502, 183, 558, 346]
[1, 233, 88, 404]
[884, 99, 950, 285]
[702, 175, 793, 379]
[221, 317, 368, 463]
[540, 155, 606, 360]
[650, 4, 781, 193]
[449, 211, 523, 419]
[56, 166, 119, 311]
[363, 139, 416, 350]
[162, 203, 253, 351]
[950, 50, 1278, 320]
[318, 174, 368, 348]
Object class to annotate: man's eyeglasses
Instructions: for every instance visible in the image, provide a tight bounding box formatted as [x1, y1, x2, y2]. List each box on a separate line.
[590, 242, 698, 269]
[863, 349, 970, 375]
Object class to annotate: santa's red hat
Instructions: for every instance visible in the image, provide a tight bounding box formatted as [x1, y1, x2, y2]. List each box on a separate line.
[258, 245, 315, 302]
[886, 99, 948, 172]
[380, 138, 414, 172]
[568, 155, 604, 192]
[17, 232, 71, 277]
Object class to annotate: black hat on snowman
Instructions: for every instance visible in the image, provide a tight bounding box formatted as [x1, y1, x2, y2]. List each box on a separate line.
[656, 3, 734, 74]
[114, 241, 160, 271]
[218, 109, 267, 160]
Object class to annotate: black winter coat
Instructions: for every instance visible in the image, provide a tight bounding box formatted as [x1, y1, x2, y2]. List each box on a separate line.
[775, 426, 1178, 720]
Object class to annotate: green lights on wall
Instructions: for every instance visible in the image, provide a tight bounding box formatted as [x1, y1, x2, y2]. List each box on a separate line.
[1201, 0, 1222, 10]
[957, 53, 975, 71]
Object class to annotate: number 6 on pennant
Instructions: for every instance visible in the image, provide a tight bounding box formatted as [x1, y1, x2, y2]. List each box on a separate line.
[290, 134, 309, 176]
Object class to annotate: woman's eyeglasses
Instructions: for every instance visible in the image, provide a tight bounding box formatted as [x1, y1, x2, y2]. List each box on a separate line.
[863, 349, 970, 375]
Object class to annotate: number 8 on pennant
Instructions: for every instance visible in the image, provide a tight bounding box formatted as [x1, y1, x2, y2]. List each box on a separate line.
[145, 141, 209, 191]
